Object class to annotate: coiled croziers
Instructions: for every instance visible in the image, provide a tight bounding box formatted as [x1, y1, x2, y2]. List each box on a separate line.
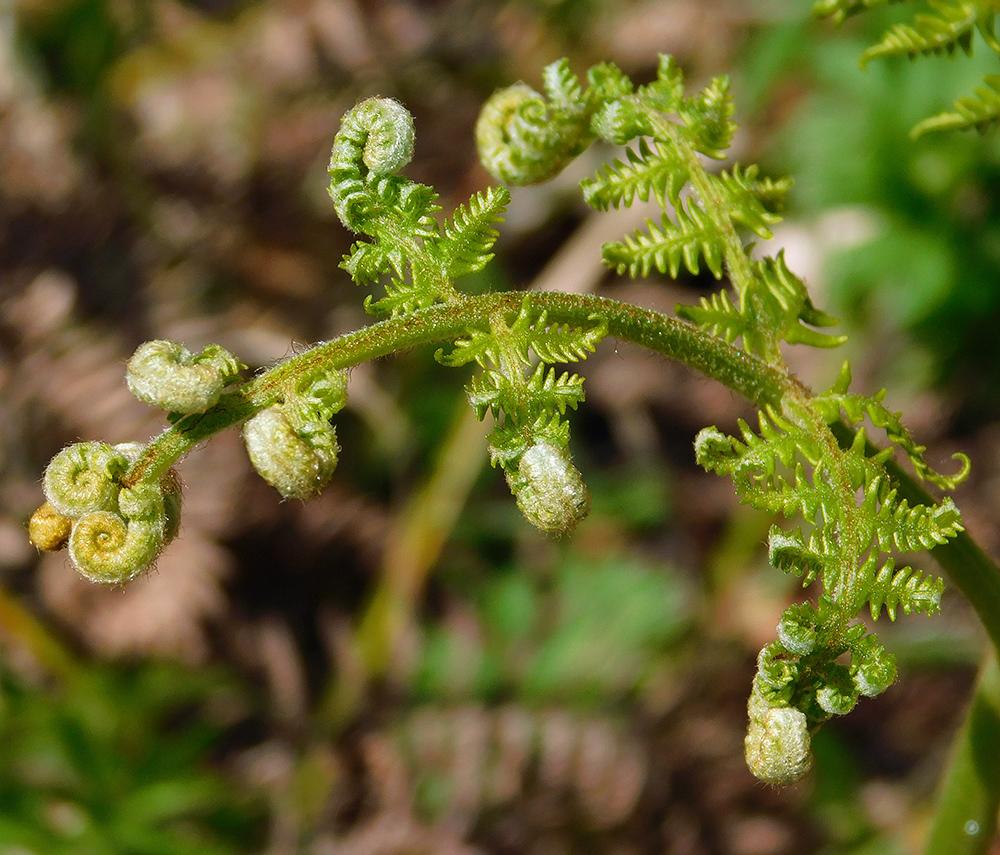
[31, 441, 181, 585]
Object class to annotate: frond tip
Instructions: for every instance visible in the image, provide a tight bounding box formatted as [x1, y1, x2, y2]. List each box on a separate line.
[745, 692, 813, 786]
[912, 74, 1000, 136]
[507, 442, 591, 535]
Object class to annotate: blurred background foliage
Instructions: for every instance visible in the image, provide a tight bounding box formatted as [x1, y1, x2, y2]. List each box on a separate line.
[0, 0, 997, 853]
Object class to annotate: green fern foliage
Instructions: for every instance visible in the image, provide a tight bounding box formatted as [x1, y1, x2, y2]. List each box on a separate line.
[817, 0, 1000, 136]
[911, 73, 1000, 135]
[476, 52, 971, 780]
[603, 202, 725, 279]
[329, 98, 510, 315]
[436, 298, 605, 535]
[695, 364, 964, 771]
[479, 54, 842, 362]
[858, 0, 989, 65]
[436, 298, 604, 464]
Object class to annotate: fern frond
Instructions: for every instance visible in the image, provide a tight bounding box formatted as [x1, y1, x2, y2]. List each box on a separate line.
[341, 241, 393, 286]
[581, 139, 687, 211]
[859, 0, 982, 66]
[331, 98, 514, 316]
[635, 54, 685, 112]
[527, 316, 607, 364]
[438, 186, 510, 279]
[714, 164, 785, 240]
[465, 370, 505, 420]
[525, 366, 587, 414]
[912, 73, 1000, 136]
[603, 201, 725, 279]
[849, 632, 897, 697]
[753, 252, 849, 350]
[435, 325, 496, 368]
[873, 493, 964, 552]
[678, 75, 738, 159]
[542, 58, 587, 112]
[818, 364, 971, 490]
[861, 556, 945, 620]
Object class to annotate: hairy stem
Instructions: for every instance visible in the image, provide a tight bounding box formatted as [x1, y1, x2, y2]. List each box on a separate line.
[123, 290, 788, 489]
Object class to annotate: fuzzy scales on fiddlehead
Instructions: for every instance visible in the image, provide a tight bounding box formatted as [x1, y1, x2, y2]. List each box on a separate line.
[477, 54, 970, 783]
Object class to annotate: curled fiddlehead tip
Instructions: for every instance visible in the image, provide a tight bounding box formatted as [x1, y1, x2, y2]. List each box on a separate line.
[475, 82, 552, 185]
[244, 404, 340, 500]
[68, 482, 167, 585]
[28, 502, 73, 552]
[43, 441, 130, 519]
[328, 97, 416, 231]
[507, 442, 591, 535]
[745, 691, 813, 786]
[37, 441, 182, 585]
[127, 340, 243, 415]
[354, 97, 415, 174]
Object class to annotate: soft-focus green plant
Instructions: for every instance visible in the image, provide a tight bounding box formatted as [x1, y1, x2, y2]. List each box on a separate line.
[745, 5, 1000, 425]
[0, 659, 263, 854]
[25, 36, 1000, 854]
[815, 0, 1000, 135]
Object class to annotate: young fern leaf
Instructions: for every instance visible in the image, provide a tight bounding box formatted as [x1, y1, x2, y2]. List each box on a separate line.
[912, 73, 1000, 135]
[581, 139, 688, 211]
[815, 361, 971, 490]
[438, 186, 509, 278]
[329, 97, 510, 316]
[858, 0, 994, 66]
[857, 555, 946, 620]
[436, 297, 605, 534]
[476, 59, 634, 185]
[604, 201, 726, 279]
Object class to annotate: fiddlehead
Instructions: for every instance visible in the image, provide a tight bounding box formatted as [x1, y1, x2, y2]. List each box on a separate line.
[34, 441, 182, 584]
[26, 53, 979, 796]
[328, 97, 510, 316]
[243, 369, 348, 500]
[126, 341, 243, 415]
[475, 59, 633, 184]
[477, 55, 970, 783]
[436, 296, 605, 534]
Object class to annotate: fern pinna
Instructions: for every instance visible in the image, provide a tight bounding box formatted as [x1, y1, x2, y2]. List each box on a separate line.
[815, 0, 1000, 136]
[476, 54, 969, 783]
[29, 54, 971, 788]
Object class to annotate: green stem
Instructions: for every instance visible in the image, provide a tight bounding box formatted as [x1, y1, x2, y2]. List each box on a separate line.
[124, 290, 787, 487]
[923, 653, 1000, 855]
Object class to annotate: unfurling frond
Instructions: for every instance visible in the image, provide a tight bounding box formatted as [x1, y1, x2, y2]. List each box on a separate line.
[857, 555, 945, 621]
[435, 298, 604, 534]
[329, 97, 510, 316]
[816, 361, 971, 490]
[581, 139, 688, 211]
[439, 186, 509, 278]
